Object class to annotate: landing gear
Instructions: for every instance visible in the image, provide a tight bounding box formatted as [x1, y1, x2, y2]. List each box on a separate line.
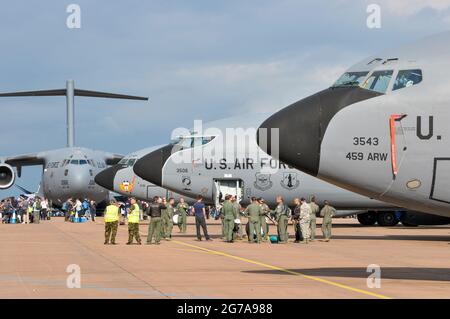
[357, 212, 377, 226]
[377, 211, 399, 227]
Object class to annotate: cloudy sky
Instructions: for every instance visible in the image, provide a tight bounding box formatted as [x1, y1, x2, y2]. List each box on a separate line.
[1, 0, 450, 197]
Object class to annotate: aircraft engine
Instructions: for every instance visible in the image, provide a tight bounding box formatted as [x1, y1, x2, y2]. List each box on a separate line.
[0, 163, 15, 189]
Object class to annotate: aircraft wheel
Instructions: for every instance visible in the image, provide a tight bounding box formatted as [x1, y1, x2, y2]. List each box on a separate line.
[357, 212, 377, 226]
[377, 211, 399, 226]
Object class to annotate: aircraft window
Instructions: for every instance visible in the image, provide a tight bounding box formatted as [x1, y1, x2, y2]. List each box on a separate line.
[171, 136, 216, 151]
[70, 160, 79, 165]
[64, 169, 69, 176]
[79, 160, 88, 165]
[118, 158, 128, 165]
[332, 72, 369, 87]
[127, 159, 136, 167]
[361, 70, 393, 93]
[393, 69, 423, 91]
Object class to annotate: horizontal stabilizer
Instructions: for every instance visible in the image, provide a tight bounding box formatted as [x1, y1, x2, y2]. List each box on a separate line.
[0, 89, 148, 100]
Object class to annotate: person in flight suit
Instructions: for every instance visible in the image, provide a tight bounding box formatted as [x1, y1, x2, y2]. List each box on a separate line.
[176, 197, 189, 233]
[309, 196, 320, 241]
[258, 198, 270, 241]
[222, 195, 237, 243]
[164, 198, 175, 240]
[127, 198, 142, 245]
[273, 196, 289, 243]
[231, 196, 243, 240]
[321, 200, 336, 242]
[160, 198, 169, 239]
[299, 198, 312, 244]
[104, 200, 120, 245]
[244, 197, 263, 243]
[147, 197, 166, 245]
[292, 198, 303, 243]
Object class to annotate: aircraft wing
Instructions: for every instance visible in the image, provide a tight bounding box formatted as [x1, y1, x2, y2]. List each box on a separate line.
[4, 153, 45, 167]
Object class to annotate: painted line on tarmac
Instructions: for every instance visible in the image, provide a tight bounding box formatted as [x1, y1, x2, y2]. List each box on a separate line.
[172, 240, 391, 299]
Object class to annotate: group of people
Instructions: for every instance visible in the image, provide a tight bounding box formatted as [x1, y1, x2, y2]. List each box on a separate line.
[102, 194, 335, 246]
[220, 195, 335, 244]
[61, 198, 97, 222]
[0, 196, 52, 224]
[103, 196, 194, 245]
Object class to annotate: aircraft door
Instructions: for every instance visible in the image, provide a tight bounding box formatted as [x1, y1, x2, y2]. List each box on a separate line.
[213, 179, 244, 207]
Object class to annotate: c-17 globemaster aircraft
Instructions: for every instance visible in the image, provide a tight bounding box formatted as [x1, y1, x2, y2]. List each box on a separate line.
[95, 146, 196, 204]
[0, 80, 148, 205]
[130, 114, 424, 226]
[258, 32, 450, 223]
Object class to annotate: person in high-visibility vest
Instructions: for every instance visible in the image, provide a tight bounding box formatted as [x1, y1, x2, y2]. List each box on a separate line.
[127, 198, 142, 245]
[104, 200, 120, 245]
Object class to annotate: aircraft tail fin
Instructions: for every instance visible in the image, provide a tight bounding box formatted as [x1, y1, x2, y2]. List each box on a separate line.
[0, 80, 148, 147]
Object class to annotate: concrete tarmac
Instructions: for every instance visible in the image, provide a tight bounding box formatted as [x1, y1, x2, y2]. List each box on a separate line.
[0, 217, 449, 299]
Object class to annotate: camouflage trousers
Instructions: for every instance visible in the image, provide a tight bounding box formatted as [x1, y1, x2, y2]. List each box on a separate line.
[105, 221, 118, 244]
[310, 218, 317, 240]
[300, 219, 311, 240]
[128, 222, 141, 244]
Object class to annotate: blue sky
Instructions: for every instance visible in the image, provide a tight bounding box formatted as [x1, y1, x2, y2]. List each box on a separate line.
[1, 0, 450, 197]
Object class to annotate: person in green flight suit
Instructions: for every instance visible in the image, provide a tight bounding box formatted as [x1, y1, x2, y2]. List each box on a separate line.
[244, 197, 263, 243]
[221, 195, 237, 243]
[272, 195, 289, 243]
[164, 198, 175, 240]
[176, 197, 189, 233]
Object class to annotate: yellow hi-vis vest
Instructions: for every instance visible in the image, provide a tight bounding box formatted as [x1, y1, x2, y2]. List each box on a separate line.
[128, 204, 140, 224]
[104, 205, 119, 223]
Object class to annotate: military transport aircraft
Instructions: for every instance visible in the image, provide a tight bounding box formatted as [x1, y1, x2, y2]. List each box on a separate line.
[257, 32, 450, 220]
[95, 146, 196, 203]
[0, 80, 147, 205]
[129, 114, 423, 226]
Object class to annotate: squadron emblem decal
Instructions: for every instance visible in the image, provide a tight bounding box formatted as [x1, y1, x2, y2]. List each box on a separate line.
[254, 172, 273, 191]
[280, 173, 299, 190]
[119, 176, 136, 193]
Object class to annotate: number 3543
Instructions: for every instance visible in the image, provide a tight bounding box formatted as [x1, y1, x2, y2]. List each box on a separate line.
[353, 137, 379, 146]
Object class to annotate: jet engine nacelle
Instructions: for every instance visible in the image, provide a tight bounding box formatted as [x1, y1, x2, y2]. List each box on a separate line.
[0, 163, 15, 189]
[400, 211, 450, 226]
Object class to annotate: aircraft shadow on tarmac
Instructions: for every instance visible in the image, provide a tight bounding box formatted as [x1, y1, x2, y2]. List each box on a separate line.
[243, 267, 450, 282]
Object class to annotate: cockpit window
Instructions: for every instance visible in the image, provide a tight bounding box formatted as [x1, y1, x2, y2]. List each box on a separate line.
[70, 160, 79, 165]
[332, 71, 369, 87]
[171, 135, 216, 151]
[79, 160, 88, 165]
[393, 69, 422, 91]
[127, 159, 136, 167]
[360, 70, 393, 94]
[118, 158, 137, 167]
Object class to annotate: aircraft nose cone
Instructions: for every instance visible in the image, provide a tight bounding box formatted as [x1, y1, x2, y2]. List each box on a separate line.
[95, 166, 120, 190]
[258, 93, 322, 176]
[258, 87, 382, 177]
[133, 144, 173, 186]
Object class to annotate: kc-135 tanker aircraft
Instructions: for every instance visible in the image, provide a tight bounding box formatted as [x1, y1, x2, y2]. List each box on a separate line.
[125, 114, 450, 226]
[258, 32, 450, 219]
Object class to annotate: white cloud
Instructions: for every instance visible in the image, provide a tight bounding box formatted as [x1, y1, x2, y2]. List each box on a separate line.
[375, 0, 450, 16]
